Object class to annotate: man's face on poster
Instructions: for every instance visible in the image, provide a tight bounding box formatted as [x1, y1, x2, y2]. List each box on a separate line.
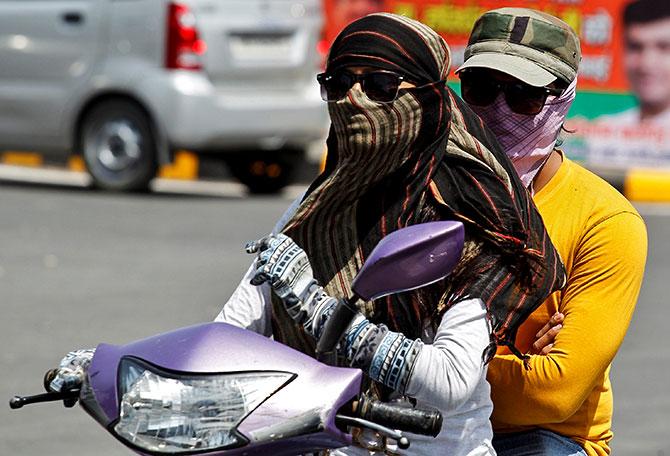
[624, 17, 670, 108]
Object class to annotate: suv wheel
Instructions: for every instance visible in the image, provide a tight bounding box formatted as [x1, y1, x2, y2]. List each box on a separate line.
[80, 100, 157, 191]
[227, 148, 303, 194]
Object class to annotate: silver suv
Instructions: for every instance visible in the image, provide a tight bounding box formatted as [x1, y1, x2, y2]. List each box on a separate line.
[0, 0, 328, 192]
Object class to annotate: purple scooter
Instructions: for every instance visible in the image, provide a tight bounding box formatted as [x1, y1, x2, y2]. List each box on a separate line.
[10, 221, 464, 455]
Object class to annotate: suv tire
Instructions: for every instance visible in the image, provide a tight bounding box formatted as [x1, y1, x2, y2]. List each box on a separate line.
[80, 100, 158, 191]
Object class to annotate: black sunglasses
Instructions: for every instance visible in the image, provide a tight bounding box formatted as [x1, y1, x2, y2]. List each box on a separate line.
[317, 70, 406, 103]
[459, 69, 564, 115]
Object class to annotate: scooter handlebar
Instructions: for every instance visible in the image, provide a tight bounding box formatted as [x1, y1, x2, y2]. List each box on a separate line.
[357, 397, 443, 437]
[8, 369, 80, 410]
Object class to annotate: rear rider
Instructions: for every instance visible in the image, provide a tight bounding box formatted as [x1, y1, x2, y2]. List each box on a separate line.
[456, 8, 648, 456]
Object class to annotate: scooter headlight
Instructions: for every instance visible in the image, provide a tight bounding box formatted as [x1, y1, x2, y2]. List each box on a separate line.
[113, 357, 293, 454]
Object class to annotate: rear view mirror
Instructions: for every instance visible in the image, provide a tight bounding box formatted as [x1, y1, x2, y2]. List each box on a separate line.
[316, 221, 464, 359]
[351, 221, 464, 301]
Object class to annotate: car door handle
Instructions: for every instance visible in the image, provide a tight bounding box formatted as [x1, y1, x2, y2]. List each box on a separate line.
[61, 12, 84, 25]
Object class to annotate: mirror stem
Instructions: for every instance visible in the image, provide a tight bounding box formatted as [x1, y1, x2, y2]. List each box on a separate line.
[315, 296, 361, 363]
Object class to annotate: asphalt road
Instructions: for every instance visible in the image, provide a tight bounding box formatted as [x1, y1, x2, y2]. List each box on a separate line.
[1, 177, 668, 455]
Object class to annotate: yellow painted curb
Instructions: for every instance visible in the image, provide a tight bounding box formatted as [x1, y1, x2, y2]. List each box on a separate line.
[68, 155, 86, 172]
[1, 151, 43, 167]
[158, 150, 199, 180]
[624, 168, 670, 202]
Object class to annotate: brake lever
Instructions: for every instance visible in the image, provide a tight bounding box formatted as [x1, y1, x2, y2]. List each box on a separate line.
[335, 414, 410, 450]
[9, 389, 80, 409]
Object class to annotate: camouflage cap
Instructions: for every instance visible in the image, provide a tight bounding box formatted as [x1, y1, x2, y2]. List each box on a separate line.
[456, 8, 581, 87]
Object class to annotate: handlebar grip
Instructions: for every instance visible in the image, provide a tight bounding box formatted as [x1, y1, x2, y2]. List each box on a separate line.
[358, 397, 443, 437]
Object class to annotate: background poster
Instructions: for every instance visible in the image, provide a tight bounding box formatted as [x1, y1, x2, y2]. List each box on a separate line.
[323, 0, 670, 170]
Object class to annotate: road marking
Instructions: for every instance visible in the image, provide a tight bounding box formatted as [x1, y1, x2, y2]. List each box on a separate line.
[0, 164, 306, 200]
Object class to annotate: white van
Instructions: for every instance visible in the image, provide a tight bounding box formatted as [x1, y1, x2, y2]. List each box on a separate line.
[0, 0, 328, 192]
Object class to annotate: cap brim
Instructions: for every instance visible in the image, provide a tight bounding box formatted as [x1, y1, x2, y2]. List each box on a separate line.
[455, 53, 556, 87]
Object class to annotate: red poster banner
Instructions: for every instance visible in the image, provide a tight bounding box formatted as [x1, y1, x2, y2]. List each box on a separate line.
[323, 0, 670, 169]
[324, 0, 670, 168]
[323, 0, 631, 92]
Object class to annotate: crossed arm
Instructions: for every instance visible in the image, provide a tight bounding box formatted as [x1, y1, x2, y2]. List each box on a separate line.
[487, 212, 647, 425]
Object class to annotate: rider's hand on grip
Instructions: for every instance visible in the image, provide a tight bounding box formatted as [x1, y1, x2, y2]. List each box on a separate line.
[48, 348, 96, 394]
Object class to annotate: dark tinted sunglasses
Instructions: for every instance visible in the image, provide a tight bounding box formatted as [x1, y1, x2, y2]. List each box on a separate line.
[317, 70, 406, 103]
[459, 70, 564, 115]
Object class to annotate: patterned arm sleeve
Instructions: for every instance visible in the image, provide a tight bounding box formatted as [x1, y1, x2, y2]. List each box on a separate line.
[342, 298, 490, 407]
[344, 316, 422, 393]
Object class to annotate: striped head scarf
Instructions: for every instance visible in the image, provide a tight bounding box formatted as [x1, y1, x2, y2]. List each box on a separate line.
[274, 13, 566, 361]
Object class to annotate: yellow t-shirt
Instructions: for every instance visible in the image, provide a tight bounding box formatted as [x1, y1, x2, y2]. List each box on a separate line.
[487, 156, 648, 455]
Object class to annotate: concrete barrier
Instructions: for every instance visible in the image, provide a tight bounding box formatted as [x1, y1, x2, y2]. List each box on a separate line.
[4, 150, 670, 203]
[588, 166, 670, 203]
[1, 150, 199, 181]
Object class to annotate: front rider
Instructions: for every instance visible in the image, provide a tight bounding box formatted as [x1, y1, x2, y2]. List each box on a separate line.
[217, 13, 566, 455]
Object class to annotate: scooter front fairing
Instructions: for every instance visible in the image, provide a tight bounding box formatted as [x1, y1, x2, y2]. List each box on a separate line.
[81, 322, 362, 455]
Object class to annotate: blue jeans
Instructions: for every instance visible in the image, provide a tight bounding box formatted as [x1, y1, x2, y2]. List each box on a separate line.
[493, 429, 587, 456]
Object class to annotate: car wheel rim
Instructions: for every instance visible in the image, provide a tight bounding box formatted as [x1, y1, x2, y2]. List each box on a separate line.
[93, 120, 143, 172]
